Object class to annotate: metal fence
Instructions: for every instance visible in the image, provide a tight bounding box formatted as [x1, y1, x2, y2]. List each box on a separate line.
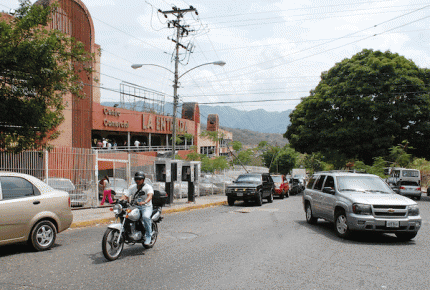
[0, 148, 157, 208]
[0, 149, 270, 207]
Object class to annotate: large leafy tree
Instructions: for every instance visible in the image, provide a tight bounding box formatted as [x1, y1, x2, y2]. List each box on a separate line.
[0, 1, 94, 152]
[285, 49, 430, 164]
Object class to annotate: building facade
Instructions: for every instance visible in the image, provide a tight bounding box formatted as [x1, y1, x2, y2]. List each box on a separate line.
[14, 0, 233, 158]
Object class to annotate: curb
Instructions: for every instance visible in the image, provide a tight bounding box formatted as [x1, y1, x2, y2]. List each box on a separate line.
[69, 200, 227, 229]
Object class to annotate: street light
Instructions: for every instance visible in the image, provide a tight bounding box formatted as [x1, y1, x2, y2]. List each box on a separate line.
[131, 60, 226, 160]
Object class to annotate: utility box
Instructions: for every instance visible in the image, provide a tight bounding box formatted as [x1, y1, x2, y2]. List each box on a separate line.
[181, 162, 195, 182]
[155, 159, 182, 204]
[181, 161, 201, 202]
[154, 159, 183, 182]
[155, 160, 171, 183]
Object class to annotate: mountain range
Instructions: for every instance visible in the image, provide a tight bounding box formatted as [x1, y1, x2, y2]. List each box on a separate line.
[101, 101, 292, 134]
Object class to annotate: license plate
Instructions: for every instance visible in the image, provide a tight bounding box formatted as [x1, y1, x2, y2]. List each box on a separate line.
[386, 220, 399, 228]
[237, 192, 243, 197]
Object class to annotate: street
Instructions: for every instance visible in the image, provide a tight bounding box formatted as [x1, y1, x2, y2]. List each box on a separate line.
[1, 194, 430, 290]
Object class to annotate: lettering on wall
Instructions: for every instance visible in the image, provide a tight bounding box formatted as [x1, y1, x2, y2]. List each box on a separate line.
[142, 115, 188, 132]
[103, 107, 128, 128]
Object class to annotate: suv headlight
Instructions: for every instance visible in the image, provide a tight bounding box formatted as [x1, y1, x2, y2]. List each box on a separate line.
[352, 203, 372, 215]
[408, 205, 420, 216]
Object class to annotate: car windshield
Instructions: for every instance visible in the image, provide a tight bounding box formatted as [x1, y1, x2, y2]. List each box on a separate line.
[236, 175, 261, 183]
[337, 176, 392, 193]
[272, 176, 283, 183]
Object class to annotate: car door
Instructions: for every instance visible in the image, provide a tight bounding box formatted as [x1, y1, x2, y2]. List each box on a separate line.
[311, 175, 326, 216]
[0, 176, 42, 243]
[261, 174, 272, 197]
[319, 175, 337, 221]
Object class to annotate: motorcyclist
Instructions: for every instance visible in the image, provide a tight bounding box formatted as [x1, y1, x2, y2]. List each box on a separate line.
[120, 171, 154, 245]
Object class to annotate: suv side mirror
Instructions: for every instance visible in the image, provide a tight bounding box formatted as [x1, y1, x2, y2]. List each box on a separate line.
[322, 187, 335, 194]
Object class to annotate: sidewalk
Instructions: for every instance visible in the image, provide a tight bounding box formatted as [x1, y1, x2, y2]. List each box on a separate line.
[70, 195, 227, 228]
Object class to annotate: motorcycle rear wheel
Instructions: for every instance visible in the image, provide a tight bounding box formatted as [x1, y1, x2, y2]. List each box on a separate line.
[143, 222, 158, 249]
[102, 228, 124, 261]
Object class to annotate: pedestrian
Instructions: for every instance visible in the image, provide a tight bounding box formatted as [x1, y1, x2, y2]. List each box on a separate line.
[102, 138, 108, 149]
[100, 176, 114, 205]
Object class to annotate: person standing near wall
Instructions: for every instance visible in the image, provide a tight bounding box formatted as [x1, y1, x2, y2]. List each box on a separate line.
[100, 176, 114, 205]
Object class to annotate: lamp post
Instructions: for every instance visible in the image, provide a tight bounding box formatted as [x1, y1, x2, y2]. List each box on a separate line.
[131, 61, 226, 159]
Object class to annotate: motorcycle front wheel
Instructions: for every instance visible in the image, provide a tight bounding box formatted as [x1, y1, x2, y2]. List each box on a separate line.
[143, 222, 158, 249]
[102, 228, 124, 261]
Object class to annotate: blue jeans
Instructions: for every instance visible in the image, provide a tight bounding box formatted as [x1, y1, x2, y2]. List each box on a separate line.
[138, 205, 152, 244]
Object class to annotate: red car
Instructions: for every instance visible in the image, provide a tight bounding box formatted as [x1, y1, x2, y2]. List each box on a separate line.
[271, 175, 289, 199]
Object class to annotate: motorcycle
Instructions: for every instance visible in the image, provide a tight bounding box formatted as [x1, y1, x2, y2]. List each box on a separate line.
[102, 190, 166, 261]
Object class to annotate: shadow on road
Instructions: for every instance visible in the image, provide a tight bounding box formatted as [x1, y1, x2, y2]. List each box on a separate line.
[89, 245, 147, 264]
[296, 220, 419, 246]
[0, 242, 63, 257]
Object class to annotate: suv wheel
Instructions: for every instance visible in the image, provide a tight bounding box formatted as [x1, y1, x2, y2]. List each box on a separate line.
[268, 191, 273, 203]
[305, 203, 317, 224]
[280, 191, 284, 199]
[335, 211, 351, 239]
[255, 191, 263, 206]
[227, 197, 235, 206]
[286, 190, 290, 198]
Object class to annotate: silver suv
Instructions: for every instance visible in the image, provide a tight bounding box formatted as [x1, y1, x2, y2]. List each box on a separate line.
[303, 171, 421, 240]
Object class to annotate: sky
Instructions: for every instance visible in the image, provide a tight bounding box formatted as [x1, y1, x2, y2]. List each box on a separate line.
[2, 0, 430, 113]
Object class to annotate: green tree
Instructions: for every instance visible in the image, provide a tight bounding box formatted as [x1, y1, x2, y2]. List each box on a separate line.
[388, 141, 412, 168]
[285, 49, 430, 164]
[230, 141, 242, 152]
[0, 1, 95, 152]
[262, 145, 297, 174]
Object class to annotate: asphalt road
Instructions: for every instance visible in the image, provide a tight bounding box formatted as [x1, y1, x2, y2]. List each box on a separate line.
[1, 194, 430, 290]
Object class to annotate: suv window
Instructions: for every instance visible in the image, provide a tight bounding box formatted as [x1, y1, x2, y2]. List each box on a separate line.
[324, 176, 335, 189]
[314, 175, 326, 190]
[307, 177, 316, 189]
[0, 177, 40, 200]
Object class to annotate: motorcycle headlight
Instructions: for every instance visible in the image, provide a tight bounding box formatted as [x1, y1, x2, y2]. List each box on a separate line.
[352, 203, 372, 215]
[408, 205, 420, 216]
[113, 204, 123, 215]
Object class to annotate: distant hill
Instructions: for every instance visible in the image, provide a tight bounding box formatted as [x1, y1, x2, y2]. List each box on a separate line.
[220, 126, 288, 147]
[101, 101, 292, 134]
[199, 105, 291, 134]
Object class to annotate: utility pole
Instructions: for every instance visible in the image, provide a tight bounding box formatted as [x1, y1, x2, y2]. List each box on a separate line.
[159, 6, 197, 160]
[159, 6, 197, 204]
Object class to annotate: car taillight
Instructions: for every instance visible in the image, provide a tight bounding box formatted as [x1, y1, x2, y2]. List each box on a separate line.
[417, 187, 421, 191]
[399, 186, 405, 189]
[68, 196, 71, 207]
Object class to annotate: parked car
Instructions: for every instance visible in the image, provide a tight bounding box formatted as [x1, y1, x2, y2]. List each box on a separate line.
[393, 181, 422, 200]
[271, 174, 289, 199]
[225, 173, 274, 206]
[199, 178, 224, 195]
[303, 171, 421, 240]
[0, 172, 73, 251]
[289, 178, 304, 195]
[44, 178, 87, 207]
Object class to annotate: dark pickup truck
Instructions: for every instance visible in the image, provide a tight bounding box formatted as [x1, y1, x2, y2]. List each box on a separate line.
[226, 173, 275, 206]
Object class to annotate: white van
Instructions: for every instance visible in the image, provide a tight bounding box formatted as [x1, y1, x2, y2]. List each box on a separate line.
[386, 167, 421, 186]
